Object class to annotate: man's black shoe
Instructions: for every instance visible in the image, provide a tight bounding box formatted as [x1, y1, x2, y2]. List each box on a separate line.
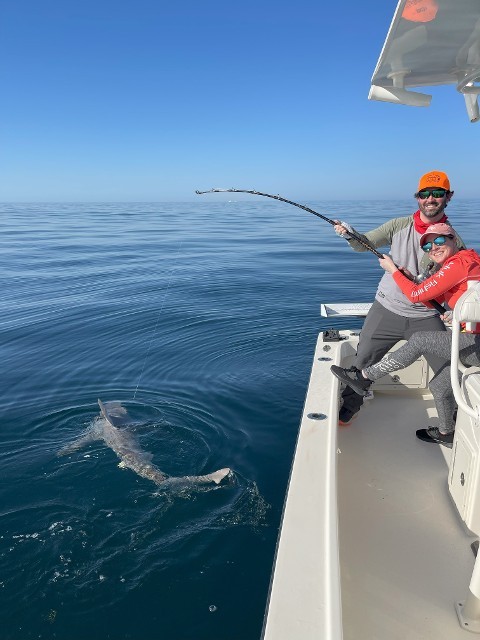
[416, 427, 454, 447]
[338, 406, 358, 426]
[331, 365, 373, 397]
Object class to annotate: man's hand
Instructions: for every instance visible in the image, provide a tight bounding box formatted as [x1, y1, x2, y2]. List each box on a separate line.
[441, 310, 453, 325]
[333, 220, 353, 239]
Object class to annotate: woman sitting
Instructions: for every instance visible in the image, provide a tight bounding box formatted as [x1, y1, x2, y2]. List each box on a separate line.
[331, 223, 480, 446]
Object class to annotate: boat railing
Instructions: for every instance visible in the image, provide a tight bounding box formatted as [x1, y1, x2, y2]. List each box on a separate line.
[261, 331, 357, 640]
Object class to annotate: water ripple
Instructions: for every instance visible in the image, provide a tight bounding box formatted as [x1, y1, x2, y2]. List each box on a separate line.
[3, 200, 479, 639]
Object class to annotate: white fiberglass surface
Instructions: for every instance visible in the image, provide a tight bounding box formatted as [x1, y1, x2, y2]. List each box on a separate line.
[337, 389, 475, 640]
[371, 0, 480, 89]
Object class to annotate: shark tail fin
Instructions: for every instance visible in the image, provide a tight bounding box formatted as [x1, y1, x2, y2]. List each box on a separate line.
[200, 468, 232, 485]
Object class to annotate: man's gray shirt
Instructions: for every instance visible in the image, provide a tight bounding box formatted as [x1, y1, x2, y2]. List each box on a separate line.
[345, 215, 465, 318]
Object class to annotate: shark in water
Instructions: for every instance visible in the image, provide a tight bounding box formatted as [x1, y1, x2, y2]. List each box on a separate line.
[58, 399, 231, 488]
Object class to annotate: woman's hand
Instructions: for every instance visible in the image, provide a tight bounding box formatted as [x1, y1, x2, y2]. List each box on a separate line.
[378, 254, 398, 274]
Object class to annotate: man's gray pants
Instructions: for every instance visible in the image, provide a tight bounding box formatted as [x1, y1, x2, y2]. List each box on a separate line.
[341, 300, 447, 417]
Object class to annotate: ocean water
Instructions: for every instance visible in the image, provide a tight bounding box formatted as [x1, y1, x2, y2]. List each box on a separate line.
[1, 199, 478, 640]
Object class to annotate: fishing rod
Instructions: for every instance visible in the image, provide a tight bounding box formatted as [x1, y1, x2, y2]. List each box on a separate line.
[195, 187, 445, 314]
[195, 188, 383, 257]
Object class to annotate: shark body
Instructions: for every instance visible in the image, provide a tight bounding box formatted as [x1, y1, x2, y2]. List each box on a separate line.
[58, 399, 231, 488]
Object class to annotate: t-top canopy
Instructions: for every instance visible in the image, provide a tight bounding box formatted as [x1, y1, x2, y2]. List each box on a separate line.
[369, 0, 480, 122]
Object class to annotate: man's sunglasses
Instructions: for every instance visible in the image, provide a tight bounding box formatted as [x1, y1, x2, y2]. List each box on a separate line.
[421, 235, 454, 252]
[416, 188, 449, 199]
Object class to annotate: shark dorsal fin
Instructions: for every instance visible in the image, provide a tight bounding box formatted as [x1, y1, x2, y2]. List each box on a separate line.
[98, 399, 130, 428]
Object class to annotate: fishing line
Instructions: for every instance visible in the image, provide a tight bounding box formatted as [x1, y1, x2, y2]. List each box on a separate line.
[195, 188, 383, 256]
[132, 241, 183, 400]
[195, 188, 445, 314]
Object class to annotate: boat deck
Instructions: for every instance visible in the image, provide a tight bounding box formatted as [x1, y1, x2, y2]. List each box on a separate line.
[338, 389, 476, 640]
[262, 332, 479, 640]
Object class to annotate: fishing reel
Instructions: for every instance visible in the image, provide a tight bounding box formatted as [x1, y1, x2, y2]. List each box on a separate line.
[414, 261, 435, 284]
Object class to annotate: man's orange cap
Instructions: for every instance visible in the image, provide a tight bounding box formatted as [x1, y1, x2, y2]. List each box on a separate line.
[418, 171, 450, 192]
[402, 0, 438, 23]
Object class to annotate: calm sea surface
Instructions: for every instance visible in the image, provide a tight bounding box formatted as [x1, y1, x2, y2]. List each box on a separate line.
[2, 199, 479, 640]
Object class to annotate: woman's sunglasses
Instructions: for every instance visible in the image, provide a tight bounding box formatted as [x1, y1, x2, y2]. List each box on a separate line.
[421, 235, 454, 252]
[416, 188, 448, 199]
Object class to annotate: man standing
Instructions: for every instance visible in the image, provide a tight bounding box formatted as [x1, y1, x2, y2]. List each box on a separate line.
[334, 170, 464, 426]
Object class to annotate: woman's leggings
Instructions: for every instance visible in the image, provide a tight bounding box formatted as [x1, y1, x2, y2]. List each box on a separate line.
[363, 331, 480, 433]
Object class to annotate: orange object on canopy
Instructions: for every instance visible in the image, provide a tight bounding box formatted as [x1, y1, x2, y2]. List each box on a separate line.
[369, 4, 480, 120]
[402, 0, 438, 23]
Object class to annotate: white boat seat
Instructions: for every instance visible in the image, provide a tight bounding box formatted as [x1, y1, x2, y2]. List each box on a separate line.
[451, 282, 480, 422]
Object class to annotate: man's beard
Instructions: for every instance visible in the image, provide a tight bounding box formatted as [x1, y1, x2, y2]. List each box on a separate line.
[420, 203, 445, 218]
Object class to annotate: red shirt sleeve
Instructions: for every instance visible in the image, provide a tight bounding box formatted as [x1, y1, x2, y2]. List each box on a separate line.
[392, 257, 464, 304]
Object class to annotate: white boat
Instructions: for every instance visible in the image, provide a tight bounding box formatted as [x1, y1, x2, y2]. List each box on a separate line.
[261, 2, 480, 637]
[262, 292, 480, 639]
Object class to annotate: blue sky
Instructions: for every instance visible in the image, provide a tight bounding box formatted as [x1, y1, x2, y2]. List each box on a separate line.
[1, 0, 478, 201]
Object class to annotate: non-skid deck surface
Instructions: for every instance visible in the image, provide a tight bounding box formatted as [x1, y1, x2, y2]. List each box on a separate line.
[338, 390, 476, 640]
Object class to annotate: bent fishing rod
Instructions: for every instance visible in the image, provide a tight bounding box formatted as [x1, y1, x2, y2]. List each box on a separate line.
[195, 187, 445, 314]
[196, 188, 383, 256]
